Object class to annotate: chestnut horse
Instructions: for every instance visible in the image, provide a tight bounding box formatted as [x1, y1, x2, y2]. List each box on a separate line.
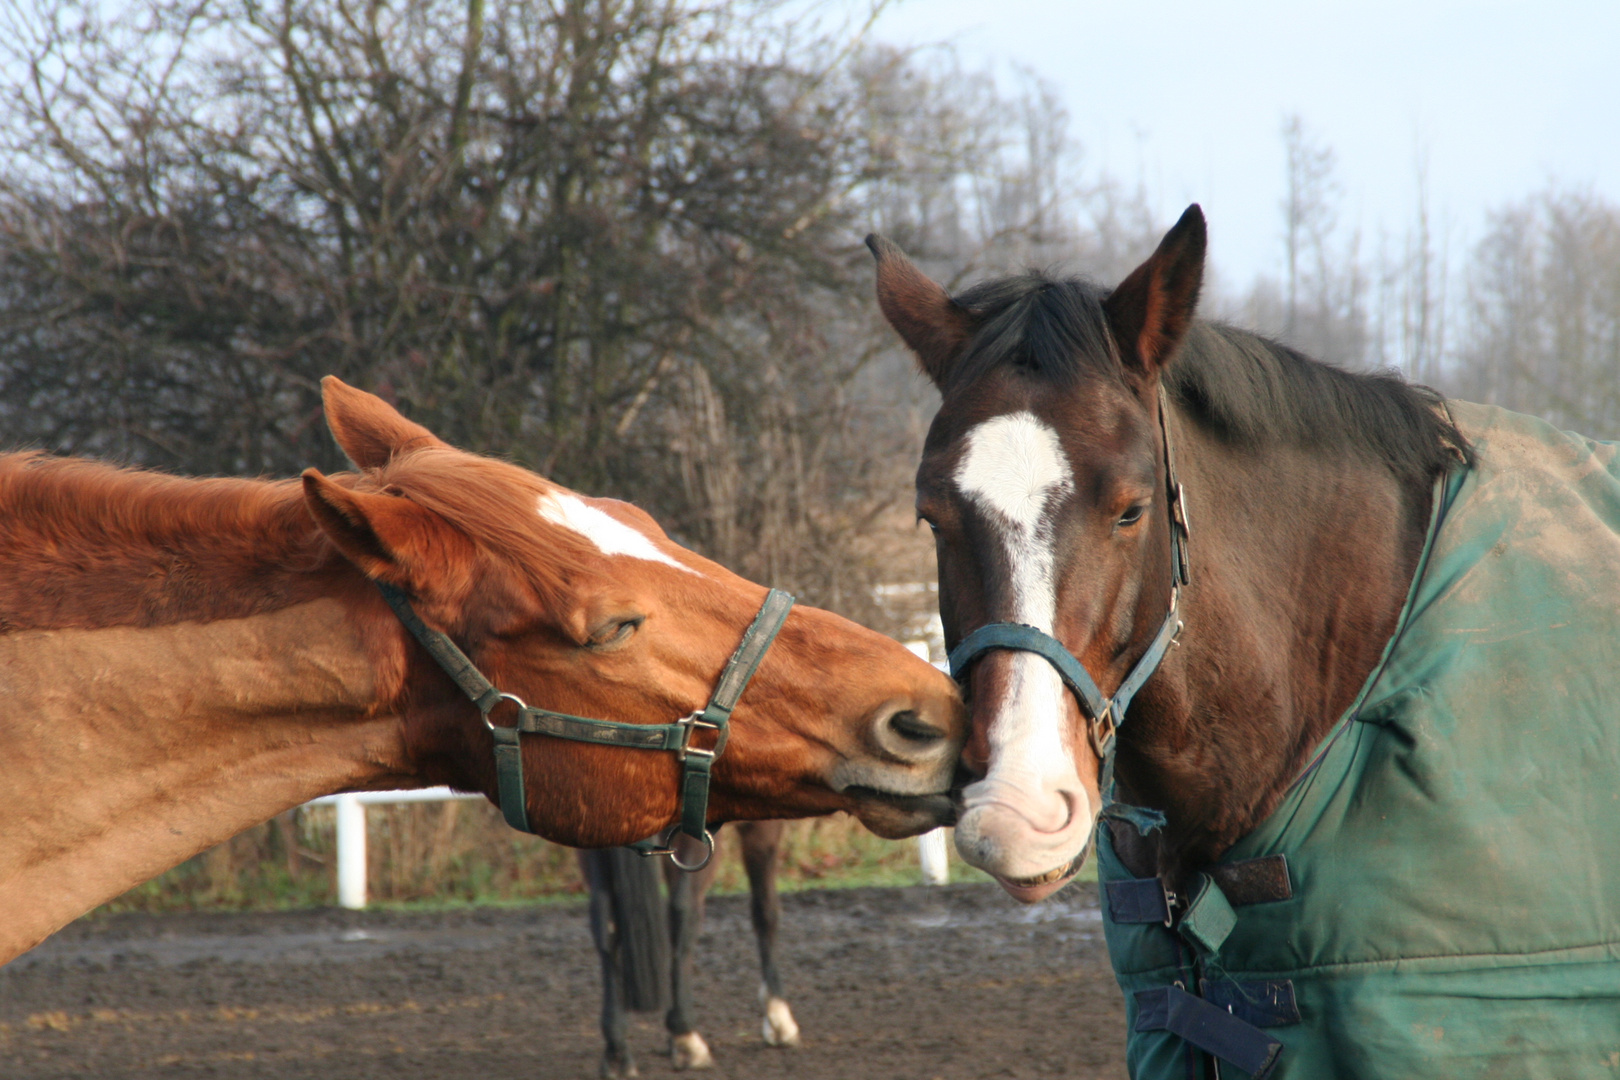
[0, 377, 963, 964]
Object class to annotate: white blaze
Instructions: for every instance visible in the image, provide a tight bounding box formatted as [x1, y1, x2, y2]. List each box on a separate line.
[953, 411, 1093, 878]
[536, 492, 695, 573]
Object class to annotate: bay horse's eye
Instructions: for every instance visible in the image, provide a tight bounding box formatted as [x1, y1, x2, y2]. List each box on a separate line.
[1117, 504, 1147, 527]
[587, 615, 644, 650]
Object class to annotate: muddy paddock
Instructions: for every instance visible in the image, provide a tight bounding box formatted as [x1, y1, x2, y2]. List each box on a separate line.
[1, 882, 1128, 1079]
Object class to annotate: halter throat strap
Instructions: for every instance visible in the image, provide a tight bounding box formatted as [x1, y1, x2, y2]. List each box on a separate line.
[947, 385, 1189, 794]
[376, 581, 794, 868]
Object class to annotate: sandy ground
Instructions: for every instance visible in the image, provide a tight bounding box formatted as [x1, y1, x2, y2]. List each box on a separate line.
[0, 882, 1129, 1080]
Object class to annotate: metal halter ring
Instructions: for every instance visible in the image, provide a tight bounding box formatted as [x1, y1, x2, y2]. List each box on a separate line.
[481, 691, 529, 732]
[635, 827, 717, 871]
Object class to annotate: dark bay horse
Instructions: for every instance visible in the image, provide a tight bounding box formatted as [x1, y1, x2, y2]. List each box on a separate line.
[581, 823, 796, 1078]
[868, 206, 1462, 896]
[869, 208, 1620, 1076]
[0, 378, 963, 963]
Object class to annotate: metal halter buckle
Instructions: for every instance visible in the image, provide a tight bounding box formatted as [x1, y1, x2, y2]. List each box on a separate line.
[674, 710, 728, 762]
[1087, 705, 1117, 760]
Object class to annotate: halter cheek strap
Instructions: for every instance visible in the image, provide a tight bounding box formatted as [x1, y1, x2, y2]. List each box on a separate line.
[946, 386, 1189, 829]
[376, 581, 794, 870]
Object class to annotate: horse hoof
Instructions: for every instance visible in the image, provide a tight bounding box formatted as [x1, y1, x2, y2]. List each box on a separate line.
[761, 997, 801, 1048]
[598, 1054, 639, 1079]
[670, 1031, 715, 1070]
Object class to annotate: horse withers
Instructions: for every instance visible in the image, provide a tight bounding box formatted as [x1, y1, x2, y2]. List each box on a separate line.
[869, 209, 1620, 1077]
[0, 378, 964, 964]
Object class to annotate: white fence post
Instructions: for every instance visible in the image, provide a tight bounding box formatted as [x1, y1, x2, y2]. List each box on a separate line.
[309, 787, 484, 910]
[334, 793, 367, 910]
[917, 828, 950, 885]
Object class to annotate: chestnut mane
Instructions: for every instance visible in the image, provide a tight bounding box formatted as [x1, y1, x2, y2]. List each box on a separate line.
[0, 447, 606, 633]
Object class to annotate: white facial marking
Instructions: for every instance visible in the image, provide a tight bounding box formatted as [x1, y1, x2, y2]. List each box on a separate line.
[952, 411, 1093, 878]
[954, 410, 1072, 631]
[536, 492, 695, 573]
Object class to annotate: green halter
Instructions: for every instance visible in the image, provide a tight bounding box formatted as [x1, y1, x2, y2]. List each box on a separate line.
[376, 581, 795, 870]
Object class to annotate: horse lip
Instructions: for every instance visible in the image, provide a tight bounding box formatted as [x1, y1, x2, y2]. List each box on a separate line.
[842, 787, 959, 825]
[1013, 841, 1092, 887]
[992, 840, 1092, 901]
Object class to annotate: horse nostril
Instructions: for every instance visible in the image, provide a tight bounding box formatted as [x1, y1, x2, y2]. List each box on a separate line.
[886, 709, 945, 745]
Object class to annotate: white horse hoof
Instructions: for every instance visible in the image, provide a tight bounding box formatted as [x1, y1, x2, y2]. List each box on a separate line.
[761, 996, 801, 1048]
[670, 1031, 715, 1070]
[599, 1054, 638, 1079]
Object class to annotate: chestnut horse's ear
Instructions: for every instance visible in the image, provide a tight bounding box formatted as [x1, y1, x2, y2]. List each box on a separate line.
[321, 375, 447, 471]
[866, 234, 975, 387]
[1103, 204, 1207, 383]
[301, 469, 475, 595]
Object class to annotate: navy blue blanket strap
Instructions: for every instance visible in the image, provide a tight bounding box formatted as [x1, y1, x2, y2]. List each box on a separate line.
[1134, 986, 1284, 1080]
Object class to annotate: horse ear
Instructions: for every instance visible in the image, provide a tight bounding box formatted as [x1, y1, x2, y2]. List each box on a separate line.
[866, 234, 975, 386]
[1103, 204, 1207, 383]
[302, 469, 476, 595]
[321, 375, 447, 471]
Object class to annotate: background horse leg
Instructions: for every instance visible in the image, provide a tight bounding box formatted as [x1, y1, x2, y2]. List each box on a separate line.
[739, 820, 800, 1048]
[579, 850, 637, 1079]
[664, 831, 723, 1069]
[581, 849, 671, 1079]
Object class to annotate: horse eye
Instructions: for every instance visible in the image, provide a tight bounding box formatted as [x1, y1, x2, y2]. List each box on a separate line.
[588, 616, 643, 649]
[1117, 504, 1146, 527]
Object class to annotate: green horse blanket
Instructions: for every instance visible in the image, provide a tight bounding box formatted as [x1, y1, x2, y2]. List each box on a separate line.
[1100, 401, 1620, 1079]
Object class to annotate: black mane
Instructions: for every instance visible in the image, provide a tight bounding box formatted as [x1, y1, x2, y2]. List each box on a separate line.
[946, 272, 1472, 485]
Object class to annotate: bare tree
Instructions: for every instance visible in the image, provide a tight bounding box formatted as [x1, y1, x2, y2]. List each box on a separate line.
[1369, 148, 1450, 384]
[1449, 187, 1620, 437]
[1224, 116, 1368, 369]
[0, 0, 1084, 632]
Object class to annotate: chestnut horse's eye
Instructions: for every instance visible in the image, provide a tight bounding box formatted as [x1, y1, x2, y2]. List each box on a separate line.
[1117, 504, 1147, 527]
[587, 615, 644, 650]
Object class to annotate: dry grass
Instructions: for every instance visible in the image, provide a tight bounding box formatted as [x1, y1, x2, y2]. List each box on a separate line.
[94, 801, 989, 915]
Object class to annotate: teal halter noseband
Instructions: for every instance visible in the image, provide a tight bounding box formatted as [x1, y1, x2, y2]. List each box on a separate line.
[946, 387, 1189, 814]
[377, 581, 795, 870]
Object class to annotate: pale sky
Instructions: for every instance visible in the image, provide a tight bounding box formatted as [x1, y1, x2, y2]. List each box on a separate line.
[841, 0, 1619, 288]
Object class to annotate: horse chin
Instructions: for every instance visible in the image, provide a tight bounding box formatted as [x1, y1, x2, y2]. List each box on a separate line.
[843, 788, 957, 839]
[991, 842, 1091, 904]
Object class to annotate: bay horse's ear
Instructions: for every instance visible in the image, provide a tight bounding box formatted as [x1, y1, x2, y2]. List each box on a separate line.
[321, 375, 447, 471]
[866, 234, 975, 386]
[301, 469, 476, 596]
[1103, 204, 1207, 384]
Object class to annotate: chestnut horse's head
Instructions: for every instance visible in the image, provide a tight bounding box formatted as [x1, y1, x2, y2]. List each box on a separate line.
[869, 207, 1206, 900]
[301, 378, 965, 848]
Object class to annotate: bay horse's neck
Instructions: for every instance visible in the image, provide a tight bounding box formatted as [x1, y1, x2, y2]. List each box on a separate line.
[0, 456, 416, 959]
[1117, 407, 1433, 885]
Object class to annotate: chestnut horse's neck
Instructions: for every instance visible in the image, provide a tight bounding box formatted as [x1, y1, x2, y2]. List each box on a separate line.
[0, 454, 416, 961]
[1114, 399, 1437, 886]
[0, 453, 350, 631]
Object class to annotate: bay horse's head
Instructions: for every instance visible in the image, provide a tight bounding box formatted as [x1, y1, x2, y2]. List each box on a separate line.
[869, 207, 1206, 900]
[301, 378, 965, 848]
